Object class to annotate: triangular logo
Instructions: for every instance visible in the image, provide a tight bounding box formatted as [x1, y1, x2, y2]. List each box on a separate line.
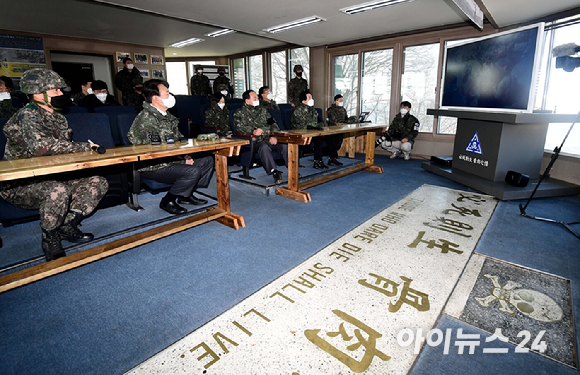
[465, 132, 483, 155]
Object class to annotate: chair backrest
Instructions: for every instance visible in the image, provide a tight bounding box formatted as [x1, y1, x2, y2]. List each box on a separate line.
[229, 108, 237, 135]
[65, 113, 115, 148]
[268, 109, 285, 130]
[282, 109, 294, 130]
[11, 97, 23, 109]
[94, 106, 136, 146]
[117, 113, 138, 146]
[0, 118, 9, 159]
[65, 106, 89, 114]
[228, 101, 243, 114]
[316, 108, 325, 124]
[174, 95, 203, 126]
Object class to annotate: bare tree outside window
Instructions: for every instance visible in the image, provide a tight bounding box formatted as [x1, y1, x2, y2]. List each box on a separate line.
[248, 55, 263, 92]
[333, 54, 359, 116]
[401, 43, 440, 133]
[271, 51, 287, 103]
[361, 49, 393, 124]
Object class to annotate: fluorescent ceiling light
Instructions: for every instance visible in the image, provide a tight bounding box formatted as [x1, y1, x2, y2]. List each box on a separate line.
[263, 16, 325, 33]
[205, 29, 236, 38]
[340, 0, 414, 15]
[170, 37, 204, 48]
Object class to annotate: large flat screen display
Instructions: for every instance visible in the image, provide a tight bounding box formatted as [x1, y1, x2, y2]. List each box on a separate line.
[441, 23, 544, 113]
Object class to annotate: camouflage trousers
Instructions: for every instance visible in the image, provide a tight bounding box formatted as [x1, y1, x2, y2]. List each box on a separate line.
[0, 176, 109, 231]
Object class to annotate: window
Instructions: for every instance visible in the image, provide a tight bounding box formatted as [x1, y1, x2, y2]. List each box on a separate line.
[361, 49, 393, 124]
[401, 43, 440, 133]
[248, 54, 263, 91]
[166, 62, 188, 95]
[270, 51, 287, 104]
[333, 54, 359, 116]
[232, 58, 246, 98]
[289, 47, 310, 81]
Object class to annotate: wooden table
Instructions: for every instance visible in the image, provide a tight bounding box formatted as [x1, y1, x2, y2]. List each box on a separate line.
[272, 123, 386, 203]
[0, 138, 248, 293]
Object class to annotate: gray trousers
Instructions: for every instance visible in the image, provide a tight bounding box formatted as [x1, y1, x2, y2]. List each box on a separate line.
[141, 156, 214, 197]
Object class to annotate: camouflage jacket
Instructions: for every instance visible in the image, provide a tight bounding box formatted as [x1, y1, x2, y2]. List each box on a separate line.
[259, 99, 279, 110]
[291, 103, 321, 130]
[128, 102, 185, 172]
[326, 104, 351, 125]
[115, 67, 143, 107]
[70, 91, 86, 106]
[287, 77, 308, 106]
[0, 98, 17, 118]
[212, 76, 233, 97]
[233, 104, 279, 143]
[190, 74, 211, 96]
[204, 102, 230, 136]
[386, 113, 420, 144]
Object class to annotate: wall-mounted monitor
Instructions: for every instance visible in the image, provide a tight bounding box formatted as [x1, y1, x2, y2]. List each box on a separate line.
[440, 23, 544, 113]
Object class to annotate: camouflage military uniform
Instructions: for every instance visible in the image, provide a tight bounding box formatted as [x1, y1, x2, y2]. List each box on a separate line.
[292, 103, 339, 162]
[190, 74, 211, 96]
[128, 101, 214, 197]
[234, 104, 288, 173]
[0, 102, 109, 231]
[259, 99, 279, 110]
[213, 76, 233, 98]
[204, 101, 230, 136]
[326, 104, 356, 126]
[287, 77, 308, 107]
[70, 91, 86, 106]
[0, 97, 17, 118]
[384, 113, 420, 145]
[114, 67, 143, 108]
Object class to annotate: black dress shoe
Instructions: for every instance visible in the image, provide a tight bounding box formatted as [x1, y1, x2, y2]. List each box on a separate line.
[313, 160, 329, 170]
[177, 195, 208, 205]
[328, 157, 343, 166]
[159, 200, 187, 214]
[272, 170, 283, 185]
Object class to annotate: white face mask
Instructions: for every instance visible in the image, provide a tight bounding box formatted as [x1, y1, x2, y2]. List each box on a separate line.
[96, 93, 108, 102]
[86, 88, 93, 95]
[0, 91, 10, 101]
[197, 70, 203, 74]
[400, 108, 409, 116]
[252, 100, 260, 107]
[161, 94, 176, 108]
[307, 99, 314, 107]
[267, 93, 273, 100]
[127, 64, 134, 70]
[218, 102, 225, 110]
[337, 101, 344, 107]
[220, 90, 228, 96]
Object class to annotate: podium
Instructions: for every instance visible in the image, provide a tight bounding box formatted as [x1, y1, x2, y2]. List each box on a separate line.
[422, 109, 580, 200]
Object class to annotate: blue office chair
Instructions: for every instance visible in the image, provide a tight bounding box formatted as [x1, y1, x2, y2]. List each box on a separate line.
[94, 106, 137, 146]
[117, 113, 137, 146]
[268, 109, 285, 130]
[278, 103, 292, 112]
[65, 106, 89, 114]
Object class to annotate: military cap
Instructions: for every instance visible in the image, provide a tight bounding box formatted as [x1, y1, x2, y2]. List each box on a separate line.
[20, 68, 67, 94]
[293, 64, 303, 73]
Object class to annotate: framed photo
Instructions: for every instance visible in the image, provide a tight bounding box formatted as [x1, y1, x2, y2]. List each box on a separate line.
[116, 52, 131, 62]
[139, 69, 150, 78]
[134, 53, 148, 64]
[152, 69, 165, 79]
[117, 66, 124, 72]
[150, 55, 164, 65]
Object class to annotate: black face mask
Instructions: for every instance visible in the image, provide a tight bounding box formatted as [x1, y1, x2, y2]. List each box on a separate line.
[49, 94, 71, 109]
[219, 72, 225, 76]
[296, 71, 303, 77]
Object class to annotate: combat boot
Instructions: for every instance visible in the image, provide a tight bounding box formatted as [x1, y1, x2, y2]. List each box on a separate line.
[42, 229, 66, 261]
[58, 212, 94, 243]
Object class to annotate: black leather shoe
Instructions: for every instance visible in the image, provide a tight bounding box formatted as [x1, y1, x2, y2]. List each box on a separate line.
[328, 158, 343, 166]
[58, 212, 94, 243]
[272, 170, 283, 185]
[313, 160, 329, 170]
[177, 195, 208, 205]
[159, 200, 187, 214]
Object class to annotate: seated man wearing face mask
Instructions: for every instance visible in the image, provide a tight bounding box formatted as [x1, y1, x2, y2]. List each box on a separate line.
[128, 79, 214, 215]
[0, 68, 108, 262]
[234, 89, 288, 185]
[204, 93, 231, 137]
[0, 80, 18, 118]
[326, 94, 357, 126]
[376, 101, 419, 161]
[81, 80, 120, 113]
[70, 80, 92, 107]
[258, 86, 279, 110]
[291, 90, 342, 170]
[212, 67, 233, 99]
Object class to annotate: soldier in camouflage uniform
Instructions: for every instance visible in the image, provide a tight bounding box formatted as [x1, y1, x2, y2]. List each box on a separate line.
[128, 79, 214, 215]
[234, 89, 288, 184]
[114, 57, 143, 109]
[326, 94, 357, 126]
[291, 91, 342, 170]
[258, 86, 279, 110]
[377, 101, 419, 161]
[190, 65, 211, 96]
[288, 64, 308, 108]
[212, 66, 233, 98]
[0, 68, 109, 261]
[204, 93, 231, 137]
[70, 79, 92, 106]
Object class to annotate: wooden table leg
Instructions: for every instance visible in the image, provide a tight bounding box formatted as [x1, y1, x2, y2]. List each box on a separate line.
[214, 151, 246, 229]
[347, 134, 356, 158]
[276, 143, 311, 203]
[365, 131, 384, 173]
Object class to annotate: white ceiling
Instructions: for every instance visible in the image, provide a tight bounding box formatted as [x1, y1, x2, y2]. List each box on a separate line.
[2, 0, 579, 57]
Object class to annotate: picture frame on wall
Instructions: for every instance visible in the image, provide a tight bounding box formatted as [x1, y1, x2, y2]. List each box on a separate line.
[152, 69, 165, 79]
[134, 53, 148, 64]
[116, 52, 131, 62]
[151, 55, 164, 65]
[139, 69, 150, 78]
[117, 66, 124, 72]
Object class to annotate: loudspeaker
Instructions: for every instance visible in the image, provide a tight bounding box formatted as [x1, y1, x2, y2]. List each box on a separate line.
[505, 171, 530, 187]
